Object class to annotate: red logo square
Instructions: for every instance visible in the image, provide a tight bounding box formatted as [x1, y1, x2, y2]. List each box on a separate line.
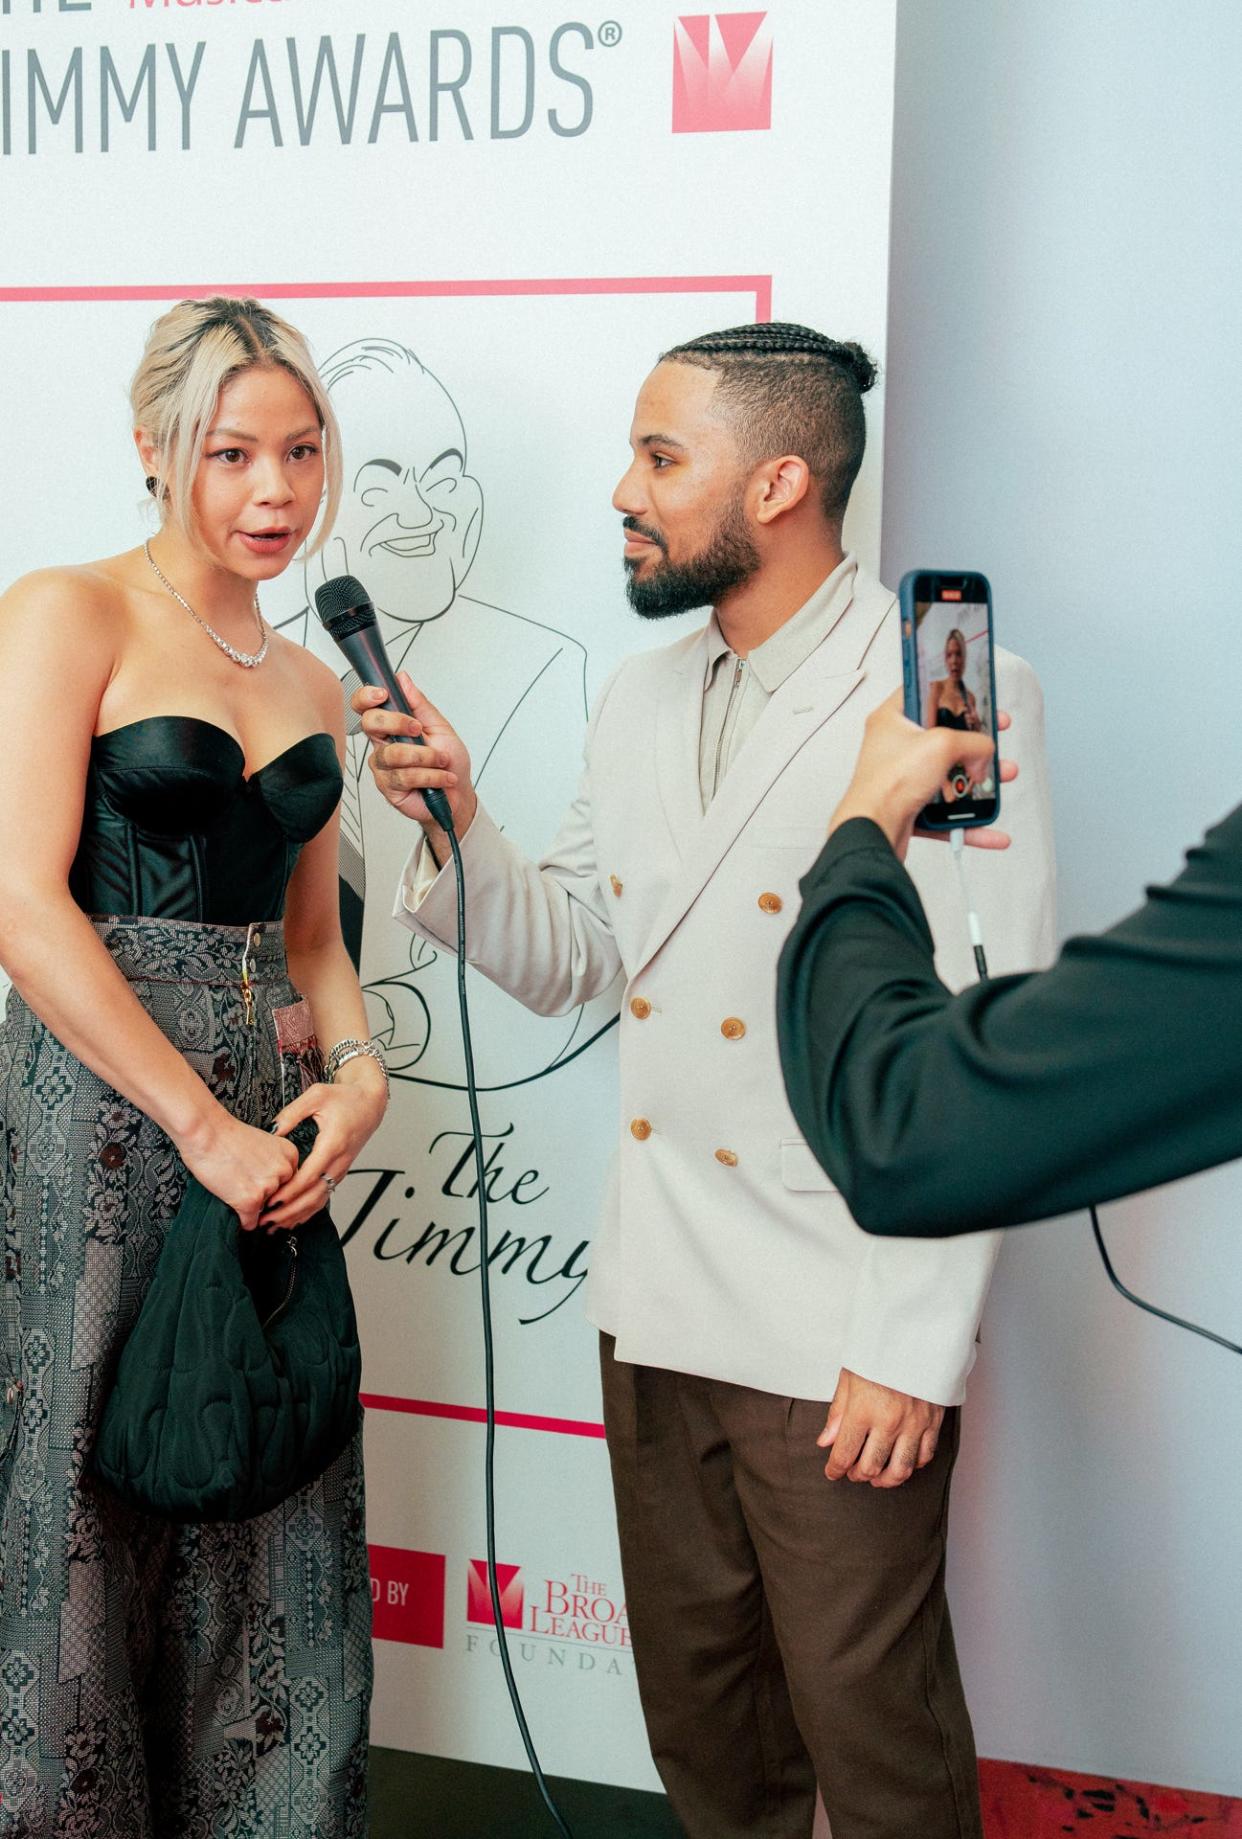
[467, 1559, 524, 1630]
[673, 13, 773, 134]
[368, 1545, 446, 1648]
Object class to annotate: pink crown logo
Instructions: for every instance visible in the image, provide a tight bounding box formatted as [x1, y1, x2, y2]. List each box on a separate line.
[467, 1559, 525, 1630]
[673, 13, 773, 134]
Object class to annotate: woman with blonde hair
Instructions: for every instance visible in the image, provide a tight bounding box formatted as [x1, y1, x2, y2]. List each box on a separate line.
[0, 297, 433, 1833]
[925, 626, 982, 733]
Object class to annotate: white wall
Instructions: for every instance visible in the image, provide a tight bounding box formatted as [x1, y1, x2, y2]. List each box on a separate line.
[884, 0, 1242, 1795]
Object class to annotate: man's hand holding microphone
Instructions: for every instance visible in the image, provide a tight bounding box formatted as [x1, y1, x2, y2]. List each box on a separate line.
[352, 673, 476, 866]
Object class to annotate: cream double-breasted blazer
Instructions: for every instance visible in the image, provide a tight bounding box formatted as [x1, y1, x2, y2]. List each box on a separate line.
[395, 564, 1056, 1403]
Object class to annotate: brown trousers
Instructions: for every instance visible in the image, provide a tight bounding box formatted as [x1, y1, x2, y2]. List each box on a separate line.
[600, 1336, 982, 1839]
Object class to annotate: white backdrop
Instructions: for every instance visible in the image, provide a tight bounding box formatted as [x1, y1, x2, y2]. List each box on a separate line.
[883, 0, 1242, 1799]
[0, 0, 897, 1789]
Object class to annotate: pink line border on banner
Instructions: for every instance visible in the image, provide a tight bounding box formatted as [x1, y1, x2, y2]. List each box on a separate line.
[361, 1393, 606, 1441]
[0, 276, 773, 317]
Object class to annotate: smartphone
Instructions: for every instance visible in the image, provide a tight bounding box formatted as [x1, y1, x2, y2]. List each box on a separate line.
[899, 570, 1000, 830]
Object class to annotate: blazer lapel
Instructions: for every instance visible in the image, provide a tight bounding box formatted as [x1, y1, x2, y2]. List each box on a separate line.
[652, 635, 710, 864]
[634, 572, 895, 972]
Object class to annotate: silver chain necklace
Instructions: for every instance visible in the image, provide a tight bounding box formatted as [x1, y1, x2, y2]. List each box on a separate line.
[144, 541, 269, 670]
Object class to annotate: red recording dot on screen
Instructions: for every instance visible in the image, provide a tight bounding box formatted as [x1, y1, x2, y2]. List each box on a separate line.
[941, 588, 963, 600]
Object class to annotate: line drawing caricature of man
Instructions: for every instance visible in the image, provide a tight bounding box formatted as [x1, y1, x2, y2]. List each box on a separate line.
[278, 336, 620, 1088]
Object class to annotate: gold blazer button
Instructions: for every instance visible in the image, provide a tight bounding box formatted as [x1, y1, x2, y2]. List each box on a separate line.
[720, 1017, 746, 1040]
[758, 891, 783, 914]
[630, 1118, 653, 1141]
[630, 997, 652, 1020]
[714, 1148, 739, 1167]
[610, 875, 624, 896]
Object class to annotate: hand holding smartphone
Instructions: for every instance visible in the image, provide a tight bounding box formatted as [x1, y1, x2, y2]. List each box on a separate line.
[899, 571, 1000, 831]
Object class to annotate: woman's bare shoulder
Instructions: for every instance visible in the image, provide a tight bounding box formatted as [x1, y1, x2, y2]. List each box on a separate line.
[0, 561, 135, 666]
[271, 629, 347, 736]
[0, 557, 132, 625]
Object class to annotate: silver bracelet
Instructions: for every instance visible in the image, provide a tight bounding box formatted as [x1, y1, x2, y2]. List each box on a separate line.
[325, 1037, 389, 1099]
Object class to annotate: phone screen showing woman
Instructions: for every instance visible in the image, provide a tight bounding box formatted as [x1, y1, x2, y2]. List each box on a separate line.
[908, 572, 999, 828]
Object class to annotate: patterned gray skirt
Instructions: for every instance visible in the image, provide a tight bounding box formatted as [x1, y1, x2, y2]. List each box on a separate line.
[0, 916, 372, 1838]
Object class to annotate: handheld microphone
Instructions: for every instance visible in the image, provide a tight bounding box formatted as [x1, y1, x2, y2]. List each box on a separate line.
[314, 574, 455, 833]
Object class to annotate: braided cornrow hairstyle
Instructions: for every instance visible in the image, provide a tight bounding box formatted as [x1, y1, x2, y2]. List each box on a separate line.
[662, 321, 878, 520]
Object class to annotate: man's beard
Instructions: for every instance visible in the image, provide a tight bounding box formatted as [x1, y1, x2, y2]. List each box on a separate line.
[624, 496, 760, 619]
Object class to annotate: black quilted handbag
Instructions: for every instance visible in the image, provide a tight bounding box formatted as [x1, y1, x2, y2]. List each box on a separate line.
[94, 1162, 361, 1522]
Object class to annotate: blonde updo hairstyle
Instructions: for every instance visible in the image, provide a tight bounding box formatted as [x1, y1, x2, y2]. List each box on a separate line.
[131, 296, 342, 554]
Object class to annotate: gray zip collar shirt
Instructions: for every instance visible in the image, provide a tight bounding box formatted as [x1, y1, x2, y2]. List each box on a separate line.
[698, 552, 857, 811]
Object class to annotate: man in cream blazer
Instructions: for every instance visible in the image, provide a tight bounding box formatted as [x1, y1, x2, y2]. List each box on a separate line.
[354, 325, 1056, 1839]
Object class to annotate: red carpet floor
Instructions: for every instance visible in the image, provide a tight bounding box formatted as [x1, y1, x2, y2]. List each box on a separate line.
[368, 1749, 1242, 1835]
[981, 1760, 1242, 1834]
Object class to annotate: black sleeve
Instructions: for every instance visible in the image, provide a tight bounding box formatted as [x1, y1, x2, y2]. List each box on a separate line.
[776, 808, 1242, 1237]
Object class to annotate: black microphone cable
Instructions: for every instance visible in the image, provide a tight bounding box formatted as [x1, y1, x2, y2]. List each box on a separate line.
[443, 819, 578, 1839]
[1085, 1206, 1242, 1357]
[950, 829, 1242, 1359]
[314, 575, 577, 1834]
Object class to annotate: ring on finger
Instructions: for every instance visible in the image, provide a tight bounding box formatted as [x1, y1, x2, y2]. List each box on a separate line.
[322, 1172, 337, 1193]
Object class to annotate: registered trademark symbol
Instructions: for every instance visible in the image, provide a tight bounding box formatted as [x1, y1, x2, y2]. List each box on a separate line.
[599, 20, 623, 48]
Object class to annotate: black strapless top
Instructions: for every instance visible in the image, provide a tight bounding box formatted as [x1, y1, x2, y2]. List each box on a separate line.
[935, 705, 974, 733]
[68, 716, 343, 925]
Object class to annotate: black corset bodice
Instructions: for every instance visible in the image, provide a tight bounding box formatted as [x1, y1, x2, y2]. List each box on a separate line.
[935, 705, 974, 733]
[69, 716, 343, 925]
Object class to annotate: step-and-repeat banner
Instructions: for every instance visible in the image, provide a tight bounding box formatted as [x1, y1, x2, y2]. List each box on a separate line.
[1, 0, 895, 1788]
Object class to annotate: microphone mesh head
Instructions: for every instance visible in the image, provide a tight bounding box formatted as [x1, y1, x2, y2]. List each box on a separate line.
[315, 575, 373, 632]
